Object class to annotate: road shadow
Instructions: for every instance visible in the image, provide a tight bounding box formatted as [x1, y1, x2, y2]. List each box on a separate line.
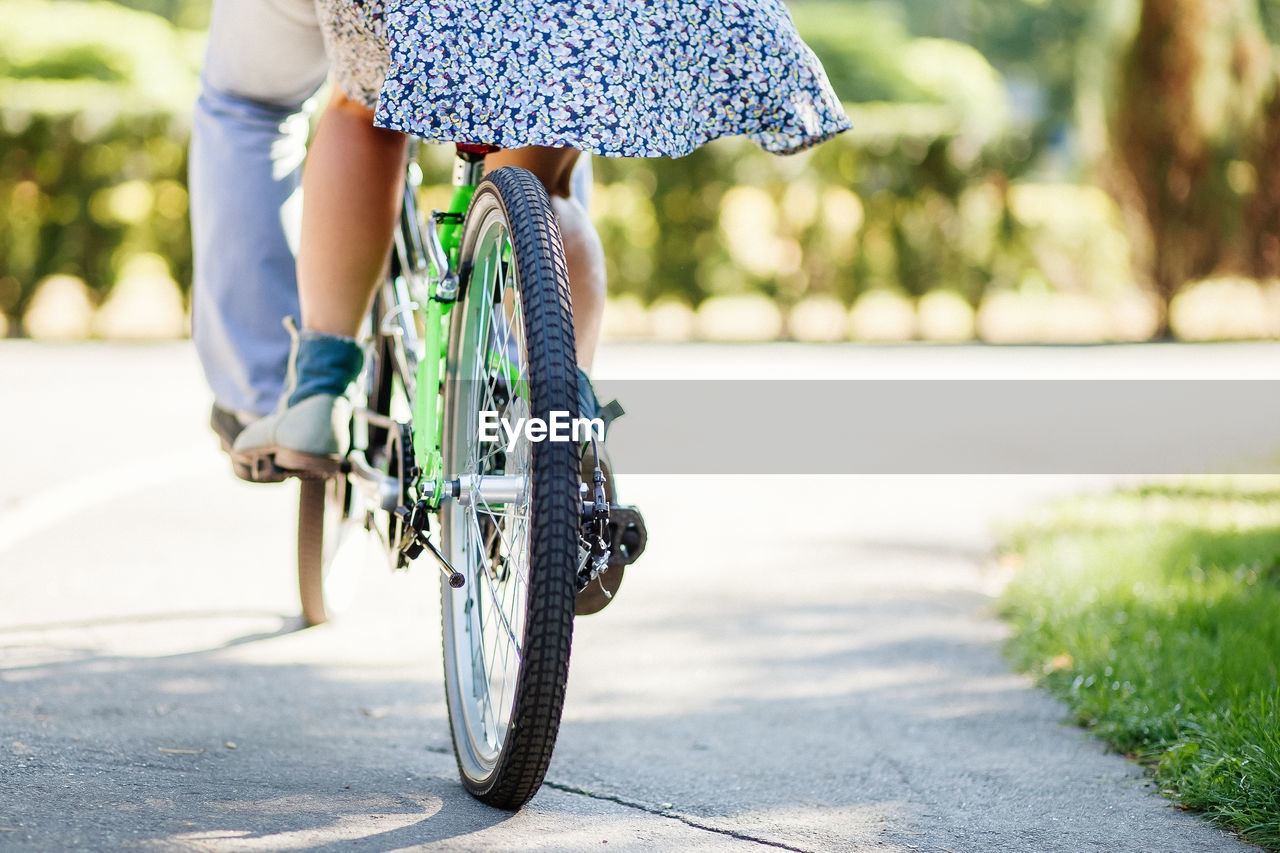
[0, 538, 1250, 852]
[0, 632, 517, 851]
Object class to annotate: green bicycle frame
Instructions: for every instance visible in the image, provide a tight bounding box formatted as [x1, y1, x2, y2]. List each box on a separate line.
[405, 129, 503, 513]
[403, 148, 527, 510]
[411, 179, 475, 509]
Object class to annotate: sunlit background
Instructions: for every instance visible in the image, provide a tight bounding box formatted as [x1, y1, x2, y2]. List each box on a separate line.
[4, 4, 1280, 848]
[8, 0, 1280, 342]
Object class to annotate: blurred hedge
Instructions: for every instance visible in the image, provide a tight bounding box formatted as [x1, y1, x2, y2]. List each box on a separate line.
[0, 0, 199, 326]
[584, 113, 1130, 314]
[0, 0, 1138, 336]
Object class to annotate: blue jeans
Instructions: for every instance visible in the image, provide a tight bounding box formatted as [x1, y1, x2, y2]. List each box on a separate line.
[189, 0, 329, 418]
[190, 0, 591, 418]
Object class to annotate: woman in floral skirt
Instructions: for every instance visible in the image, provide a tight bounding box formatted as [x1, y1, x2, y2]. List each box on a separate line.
[234, 0, 850, 473]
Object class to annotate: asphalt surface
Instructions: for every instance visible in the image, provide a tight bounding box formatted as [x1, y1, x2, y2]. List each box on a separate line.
[2, 341, 1272, 852]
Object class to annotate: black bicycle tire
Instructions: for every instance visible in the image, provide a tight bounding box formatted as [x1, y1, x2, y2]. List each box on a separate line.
[439, 166, 579, 809]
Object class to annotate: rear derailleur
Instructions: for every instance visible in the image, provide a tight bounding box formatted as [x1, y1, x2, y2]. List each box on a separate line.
[577, 446, 647, 595]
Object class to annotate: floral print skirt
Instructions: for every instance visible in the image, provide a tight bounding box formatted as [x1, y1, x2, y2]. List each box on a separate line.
[317, 0, 851, 157]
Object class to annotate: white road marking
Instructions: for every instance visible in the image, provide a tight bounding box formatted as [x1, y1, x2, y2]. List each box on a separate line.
[0, 450, 223, 555]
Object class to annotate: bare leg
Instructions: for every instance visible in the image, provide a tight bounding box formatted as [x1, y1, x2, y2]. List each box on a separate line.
[298, 90, 408, 338]
[300, 121, 603, 363]
[485, 146, 607, 371]
[551, 195, 607, 370]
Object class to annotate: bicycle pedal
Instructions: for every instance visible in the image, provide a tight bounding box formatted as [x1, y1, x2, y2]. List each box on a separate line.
[606, 505, 646, 568]
[244, 454, 288, 484]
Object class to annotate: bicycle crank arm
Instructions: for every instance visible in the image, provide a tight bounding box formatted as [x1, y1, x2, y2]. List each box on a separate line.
[346, 451, 402, 511]
[393, 503, 465, 588]
[422, 536, 466, 589]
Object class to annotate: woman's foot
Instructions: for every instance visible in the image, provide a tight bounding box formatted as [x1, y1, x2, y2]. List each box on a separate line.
[232, 394, 354, 476]
[231, 322, 364, 477]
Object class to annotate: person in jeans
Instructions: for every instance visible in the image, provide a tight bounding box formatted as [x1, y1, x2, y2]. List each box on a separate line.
[189, 0, 593, 474]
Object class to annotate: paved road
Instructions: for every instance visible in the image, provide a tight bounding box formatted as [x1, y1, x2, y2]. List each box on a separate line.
[2, 341, 1270, 852]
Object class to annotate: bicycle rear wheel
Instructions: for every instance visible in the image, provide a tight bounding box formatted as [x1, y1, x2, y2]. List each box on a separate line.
[439, 166, 580, 809]
[296, 475, 368, 626]
[295, 296, 398, 627]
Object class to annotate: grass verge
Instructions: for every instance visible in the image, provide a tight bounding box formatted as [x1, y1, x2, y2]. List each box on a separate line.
[999, 481, 1280, 849]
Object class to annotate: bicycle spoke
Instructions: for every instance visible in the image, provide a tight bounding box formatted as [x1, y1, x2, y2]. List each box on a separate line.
[472, 507, 520, 742]
[474, 502, 529, 547]
[467, 509, 512, 749]
[468, 507, 522, 655]
[475, 503, 531, 587]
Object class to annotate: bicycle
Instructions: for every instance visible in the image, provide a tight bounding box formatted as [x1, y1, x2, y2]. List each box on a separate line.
[279, 142, 646, 809]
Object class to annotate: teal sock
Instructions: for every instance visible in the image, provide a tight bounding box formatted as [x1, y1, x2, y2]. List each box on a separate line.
[288, 331, 364, 406]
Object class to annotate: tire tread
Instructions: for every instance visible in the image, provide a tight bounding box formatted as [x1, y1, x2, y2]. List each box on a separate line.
[442, 166, 579, 809]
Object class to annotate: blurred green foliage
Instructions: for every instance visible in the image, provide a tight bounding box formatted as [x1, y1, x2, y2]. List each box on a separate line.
[585, 130, 1127, 316]
[0, 1, 199, 324]
[0, 0, 1140, 334]
[886, 0, 1097, 131]
[59, 0, 210, 29]
[794, 1, 1017, 133]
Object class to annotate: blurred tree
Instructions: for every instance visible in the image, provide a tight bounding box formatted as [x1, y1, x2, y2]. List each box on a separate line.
[1244, 0, 1280, 278]
[1100, 0, 1273, 333]
[0, 0, 1164, 338]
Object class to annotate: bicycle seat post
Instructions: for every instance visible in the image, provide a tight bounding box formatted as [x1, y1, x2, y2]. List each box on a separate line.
[452, 143, 500, 187]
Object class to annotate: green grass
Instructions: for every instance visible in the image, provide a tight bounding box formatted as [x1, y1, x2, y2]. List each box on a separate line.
[1000, 482, 1280, 849]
